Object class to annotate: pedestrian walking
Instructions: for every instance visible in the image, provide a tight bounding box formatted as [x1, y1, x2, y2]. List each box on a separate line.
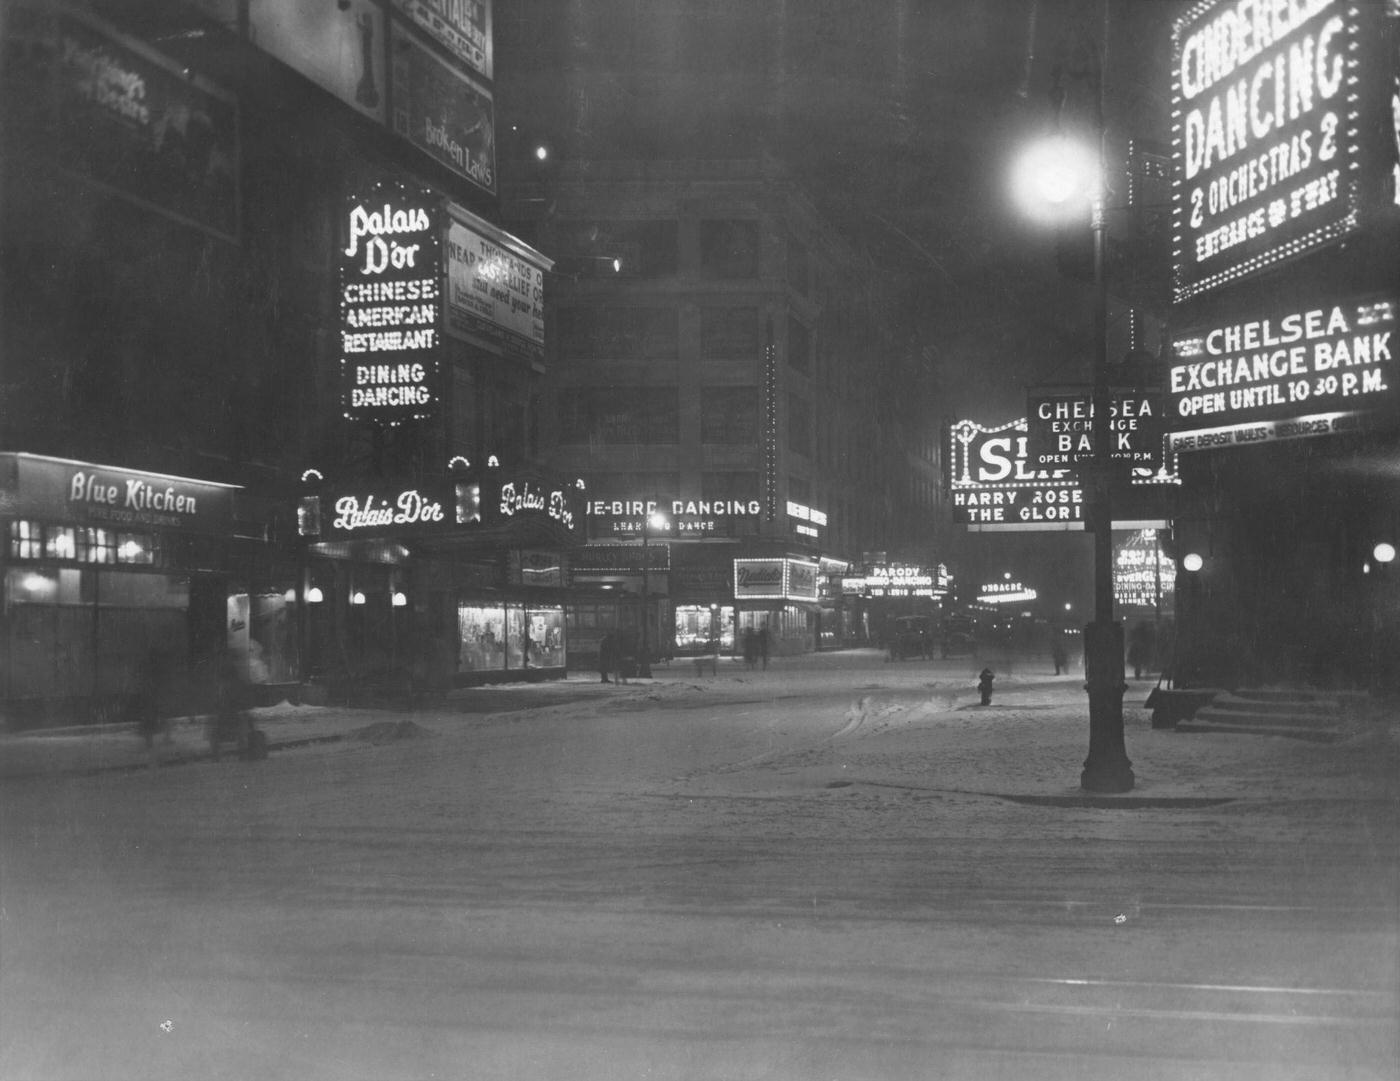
[1051, 632, 1068, 675]
[598, 631, 616, 684]
[1127, 623, 1152, 680]
[742, 628, 758, 670]
[128, 648, 168, 771]
[758, 624, 771, 670]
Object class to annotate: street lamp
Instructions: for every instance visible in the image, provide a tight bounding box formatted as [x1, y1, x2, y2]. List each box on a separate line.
[639, 506, 668, 678]
[1013, 58, 1134, 794]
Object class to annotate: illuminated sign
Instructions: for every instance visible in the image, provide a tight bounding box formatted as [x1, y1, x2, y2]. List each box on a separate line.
[339, 182, 443, 424]
[733, 558, 818, 601]
[862, 564, 941, 598]
[1168, 294, 1396, 450]
[305, 479, 478, 540]
[1171, 0, 1369, 301]
[6, 453, 237, 534]
[389, 0, 493, 81]
[976, 581, 1038, 604]
[1115, 530, 1177, 609]
[1025, 389, 1164, 469]
[948, 418, 1084, 530]
[499, 480, 576, 532]
[587, 497, 762, 537]
[445, 210, 550, 367]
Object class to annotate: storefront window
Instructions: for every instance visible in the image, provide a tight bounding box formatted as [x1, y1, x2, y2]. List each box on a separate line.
[458, 603, 507, 672]
[524, 606, 565, 668]
[674, 604, 733, 651]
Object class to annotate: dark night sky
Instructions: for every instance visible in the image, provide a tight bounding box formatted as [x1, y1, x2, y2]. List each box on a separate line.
[495, 0, 1181, 606]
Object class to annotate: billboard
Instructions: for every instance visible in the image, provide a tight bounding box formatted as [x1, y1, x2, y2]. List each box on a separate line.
[1167, 292, 1397, 451]
[249, 0, 388, 125]
[389, 0, 493, 81]
[444, 209, 550, 367]
[339, 182, 444, 425]
[1171, 0, 1374, 301]
[390, 21, 495, 196]
[1, 4, 240, 242]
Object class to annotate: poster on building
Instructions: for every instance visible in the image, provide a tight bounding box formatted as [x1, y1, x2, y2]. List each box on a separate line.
[248, 0, 388, 126]
[1170, 0, 1384, 301]
[339, 182, 444, 424]
[1168, 292, 1397, 451]
[1114, 530, 1176, 611]
[389, 0, 492, 81]
[389, 21, 495, 196]
[0, 4, 240, 242]
[445, 211, 550, 368]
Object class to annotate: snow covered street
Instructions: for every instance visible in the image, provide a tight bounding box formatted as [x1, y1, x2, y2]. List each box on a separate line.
[2, 651, 1396, 1080]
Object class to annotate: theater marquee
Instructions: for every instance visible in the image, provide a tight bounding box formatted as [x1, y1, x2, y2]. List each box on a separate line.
[1171, 0, 1381, 302]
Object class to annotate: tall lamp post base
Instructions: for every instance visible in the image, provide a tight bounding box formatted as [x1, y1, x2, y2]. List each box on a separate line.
[1080, 620, 1135, 793]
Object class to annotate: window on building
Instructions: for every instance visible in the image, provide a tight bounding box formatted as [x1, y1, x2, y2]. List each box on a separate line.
[787, 392, 812, 457]
[700, 307, 760, 359]
[700, 387, 759, 444]
[699, 219, 759, 279]
[555, 220, 678, 278]
[788, 316, 810, 374]
[786, 235, 809, 295]
[557, 307, 679, 359]
[560, 387, 680, 444]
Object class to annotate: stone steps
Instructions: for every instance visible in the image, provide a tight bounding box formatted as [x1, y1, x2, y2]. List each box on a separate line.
[1174, 688, 1361, 742]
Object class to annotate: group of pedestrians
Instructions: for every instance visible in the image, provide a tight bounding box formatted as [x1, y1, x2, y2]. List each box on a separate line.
[742, 625, 770, 670]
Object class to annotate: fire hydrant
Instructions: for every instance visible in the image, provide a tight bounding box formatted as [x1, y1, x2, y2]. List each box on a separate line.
[978, 668, 995, 706]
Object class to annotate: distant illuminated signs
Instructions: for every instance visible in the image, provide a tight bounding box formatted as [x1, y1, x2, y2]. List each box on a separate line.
[861, 564, 942, 599]
[445, 209, 550, 368]
[1115, 530, 1177, 609]
[1168, 294, 1397, 451]
[977, 581, 1038, 604]
[339, 182, 443, 424]
[587, 497, 762, 537]
[1025, 389, 1164, 469]
[733, 558, 817, 601]
[786, 500, 827, 539]
[948, 418, 1083, 530]
[1171, 0, 1369, 301]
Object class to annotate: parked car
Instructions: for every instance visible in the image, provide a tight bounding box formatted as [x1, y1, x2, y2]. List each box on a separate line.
[887, 616, 934, 661]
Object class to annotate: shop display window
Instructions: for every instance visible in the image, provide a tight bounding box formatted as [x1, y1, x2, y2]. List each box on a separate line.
[674, 604, 733, 651]
[525, 606, 565, 668]
[458, 603, 507, 672]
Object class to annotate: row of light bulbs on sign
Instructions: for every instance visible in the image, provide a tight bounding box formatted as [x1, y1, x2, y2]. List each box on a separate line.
[290, 587, 408, 606]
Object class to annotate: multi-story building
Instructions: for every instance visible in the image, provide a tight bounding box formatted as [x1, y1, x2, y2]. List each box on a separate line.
[0, 0, 582, 726]
[500, 158, 947, 659]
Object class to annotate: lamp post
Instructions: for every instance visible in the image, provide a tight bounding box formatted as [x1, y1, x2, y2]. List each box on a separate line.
[1012, 33, 1133, 793]
[639, 506, 668, 678]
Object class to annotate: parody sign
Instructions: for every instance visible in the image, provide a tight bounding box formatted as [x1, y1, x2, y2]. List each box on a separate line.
[1168, 293, 1396, 451]
[1171, 0, 1369, 301]
[445, 212, 549, 366]
[339, 182, 443, 424]
[861, 564, 942, 599]
[1026, 388, 1164, 469]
